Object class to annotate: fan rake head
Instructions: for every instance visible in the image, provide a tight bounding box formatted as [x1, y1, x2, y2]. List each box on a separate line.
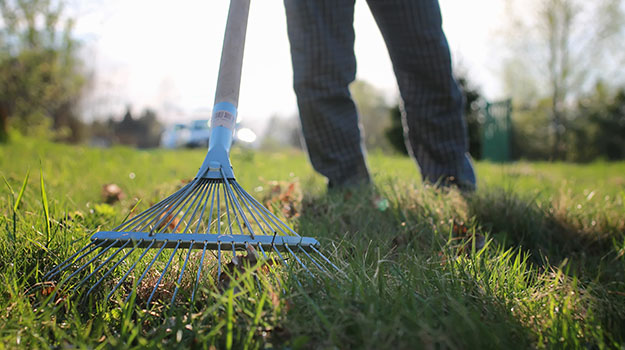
[41, 0, 342, 308]
[42, 168, 341, 308]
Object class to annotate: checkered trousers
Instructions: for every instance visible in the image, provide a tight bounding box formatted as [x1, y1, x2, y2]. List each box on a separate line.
[284, 0, 476, 190]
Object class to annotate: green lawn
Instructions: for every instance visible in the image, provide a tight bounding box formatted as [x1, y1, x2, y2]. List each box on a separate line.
[1, 137, 624, 349]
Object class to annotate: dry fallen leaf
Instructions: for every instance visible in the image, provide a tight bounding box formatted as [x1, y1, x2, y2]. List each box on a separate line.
[102, 183, 124, 204]
[217, 245, 278, 291]
[156, 212, 181, 232]
[262, 180, 302, 219]
[451, 220, 485, 255]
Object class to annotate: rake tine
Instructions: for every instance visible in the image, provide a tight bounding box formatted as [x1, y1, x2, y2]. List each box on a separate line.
[58, 239, 119, 284]
[298, 245, 330, 276]
[43, 241, 97, 281]
[285, 244, 315, 278]
[284, 243, 315, 278]
[221, 174, 255, 238]
[206, 180, 218, 234]
[256, 242, 267, 259]
[182, 180, 211, 234]
[126, 241, 169, 303]
[216, 186, 221, 235]
[222, 181, 235, 236]
[191, 241, 209, 303]
[87, 241, 142, 298]
[156, 182, 204, 233]
[194, 182, 215, 234]
[257, 242, 284, 291]
[50, 239, 119, 301]
[219, 174, 243, 235]
[73, 240, 132, 293]
[173, 181, 209, 233]
[171, 242, 194, 305]
[132, 196, 179, 233]
[143, 181, 200, 233]
[232, 183, 272, 235]
[217, 241, 222, 283]
[272, 244, 301, 287]
[114, 183, 185, 231]
[235, 182, 297, 231]
[48, 240, 110, 281]
[272, 245, 291, 271]
[120, 183, 192, 232]
[310, 245, 346, 277]
[108, 239, 156, 300]
[167, 180, 208, 233]
[147, 240, 181, 306]
[235, 182, 300, 237]
[233, 183, 278, 232]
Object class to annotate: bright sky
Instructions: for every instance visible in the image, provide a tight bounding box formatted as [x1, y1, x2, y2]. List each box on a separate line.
[73, 0, 506, 130]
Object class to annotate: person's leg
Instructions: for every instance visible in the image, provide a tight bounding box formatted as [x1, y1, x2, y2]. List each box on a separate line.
[284, 0, 370, 188]
[366, 0, 476, 190]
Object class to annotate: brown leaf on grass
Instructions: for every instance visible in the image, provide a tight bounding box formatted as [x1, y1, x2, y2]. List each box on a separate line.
[156, 212, 180, 232]
[25, 281, 57, 299]
[262, 181, 302, 219]
[102, 184, 124, 204]
[41, 285, 55, 297]
[246, 244, 259, 265]
[217, 246, 278, 291]
[26, 282, 67, 306]
[451, 220, 485, 255]
[268, 285, 281, 309]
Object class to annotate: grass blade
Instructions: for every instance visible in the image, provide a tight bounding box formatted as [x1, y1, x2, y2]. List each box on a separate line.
[14, 168, 30, 212]
[2, 174, 15, 198]
[226, 288, 234, 350]
[40, 168, 51, 245]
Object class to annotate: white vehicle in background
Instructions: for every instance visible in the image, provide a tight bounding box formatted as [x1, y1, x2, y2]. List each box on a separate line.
[161, 119, 258, 149]
[188, 119, 211, 147]
[160, 123, 190, 149]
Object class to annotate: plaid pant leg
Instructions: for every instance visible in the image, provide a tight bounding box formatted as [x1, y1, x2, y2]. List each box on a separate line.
[284, 0, 371, 187]
[367, 0, 476, 189]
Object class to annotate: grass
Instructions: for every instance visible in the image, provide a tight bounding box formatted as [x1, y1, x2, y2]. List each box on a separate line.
[0, 136, 624, 349]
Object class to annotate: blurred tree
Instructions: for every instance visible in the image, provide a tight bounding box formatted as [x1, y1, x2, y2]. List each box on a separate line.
[456, 75, 483, 160]
[261, 114, 303, 150]
[384, 105, 408, 155]
[136, 108, 163, 148]
[385, 73, 484, 159]
[500, 0, 625, 159]
[108, 106, 163, 148]
[567, 82, 625, 161]
[350, 80, 392, 151]
[113, 107, 136, 145]
[511, 99, 553, 160]
[0, 0, 85, 143]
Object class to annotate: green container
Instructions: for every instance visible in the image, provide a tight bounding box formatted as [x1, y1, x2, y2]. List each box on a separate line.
[481, 99, 512, 162]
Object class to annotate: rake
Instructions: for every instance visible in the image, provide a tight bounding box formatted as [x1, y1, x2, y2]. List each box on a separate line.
[42, 0, 341, 307]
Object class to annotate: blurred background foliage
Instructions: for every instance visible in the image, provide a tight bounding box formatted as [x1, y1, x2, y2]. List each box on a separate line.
[1, 0, 625, 162]
[0, 0, 163, 147]
[0, 0, 85, 143]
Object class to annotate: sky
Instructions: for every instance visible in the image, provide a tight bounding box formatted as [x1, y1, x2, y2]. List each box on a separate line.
[72, 0, 506, 131]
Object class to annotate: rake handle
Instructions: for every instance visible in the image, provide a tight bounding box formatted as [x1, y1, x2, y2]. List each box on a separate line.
[201, 0, 250, 179]
[211, 0, 250, 131]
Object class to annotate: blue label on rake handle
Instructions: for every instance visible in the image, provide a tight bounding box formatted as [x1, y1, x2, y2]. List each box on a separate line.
[211, 102, 237, 131]
[90, 231, 320, 252]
